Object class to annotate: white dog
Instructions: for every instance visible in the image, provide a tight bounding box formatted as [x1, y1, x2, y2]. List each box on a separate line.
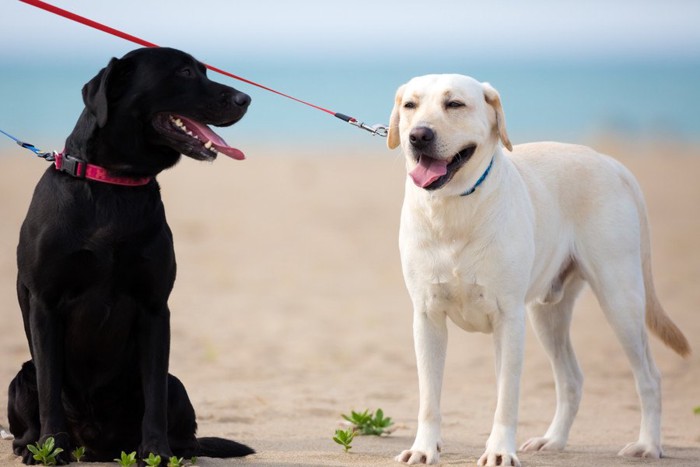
[387, 74, 690, 466]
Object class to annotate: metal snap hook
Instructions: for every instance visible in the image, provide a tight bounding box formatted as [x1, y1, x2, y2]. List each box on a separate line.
[348, 119, 389, 137]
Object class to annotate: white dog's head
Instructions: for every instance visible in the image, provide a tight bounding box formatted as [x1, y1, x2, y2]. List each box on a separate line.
[387, 74, 512, 194]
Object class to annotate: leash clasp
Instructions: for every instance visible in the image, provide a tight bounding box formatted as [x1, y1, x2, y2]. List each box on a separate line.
[334, 113, 388, 138]
[348, 119, 389, 137]
[16, 139, 54, 160]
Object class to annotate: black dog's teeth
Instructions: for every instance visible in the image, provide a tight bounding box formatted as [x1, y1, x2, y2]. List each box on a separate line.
[168, 116, 216, 153]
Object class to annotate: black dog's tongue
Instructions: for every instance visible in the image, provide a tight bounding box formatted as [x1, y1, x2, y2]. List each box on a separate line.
[176, 115, 245, 160]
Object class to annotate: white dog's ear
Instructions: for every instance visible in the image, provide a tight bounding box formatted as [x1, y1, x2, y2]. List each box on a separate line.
[387, 84, 405, 149]
[482, 82, 513, 152]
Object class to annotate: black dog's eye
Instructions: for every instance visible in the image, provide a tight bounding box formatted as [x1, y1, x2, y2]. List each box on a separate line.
[403, 101, 416, 109]
[178, 67, 194, 78]
[446, 101, 465, 109]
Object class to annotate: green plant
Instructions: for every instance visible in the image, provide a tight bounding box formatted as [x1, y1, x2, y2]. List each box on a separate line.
[114, 451, 138, 467]
[332, 427, 355, 452]
[167, 456, 185, 467]
[366, 408, 393, 435]
[71, 446, 86, 462]
[26, 437, 64, 466]
[342, 408, 394, 436]
[189, 457, 198, 465]
[342, 409, 372, 431]
[144, 452, 162, 466]
[694, 406, 700, 415]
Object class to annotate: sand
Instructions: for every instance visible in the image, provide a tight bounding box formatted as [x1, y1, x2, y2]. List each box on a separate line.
[0, 141, 698, 466]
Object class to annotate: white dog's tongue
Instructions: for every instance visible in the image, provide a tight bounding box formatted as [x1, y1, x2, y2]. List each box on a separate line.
[409, 155, 448, 188]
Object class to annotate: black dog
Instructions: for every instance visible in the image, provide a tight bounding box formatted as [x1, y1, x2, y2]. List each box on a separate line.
[7, 47, 253, 464]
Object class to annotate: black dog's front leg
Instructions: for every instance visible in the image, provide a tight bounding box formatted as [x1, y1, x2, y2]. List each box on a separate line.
[27, 295, 71, 465]
[137, 305, 173, 460]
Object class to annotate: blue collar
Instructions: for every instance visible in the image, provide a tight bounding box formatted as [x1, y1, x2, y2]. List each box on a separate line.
[460, 156, 495, 197]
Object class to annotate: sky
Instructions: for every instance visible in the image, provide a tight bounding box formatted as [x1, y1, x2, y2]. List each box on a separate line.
[1, 0, 699, 147]
[2, 0, 700, 63]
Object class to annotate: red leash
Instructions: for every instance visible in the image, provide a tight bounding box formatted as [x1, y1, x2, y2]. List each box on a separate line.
[18, 0, 388, 137]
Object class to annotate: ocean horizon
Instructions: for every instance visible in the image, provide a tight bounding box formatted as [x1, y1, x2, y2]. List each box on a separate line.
[1, 55, 699, 153]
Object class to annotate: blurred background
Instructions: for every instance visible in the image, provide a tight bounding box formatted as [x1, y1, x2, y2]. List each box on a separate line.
[1, 0, 699, 152]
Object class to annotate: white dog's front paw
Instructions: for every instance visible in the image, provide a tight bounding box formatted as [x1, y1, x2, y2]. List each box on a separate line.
[395, 444, 441, 465]
[477, 448, 520, 467]
[618, 441, 662, 458]
[519, 436, 565, 452]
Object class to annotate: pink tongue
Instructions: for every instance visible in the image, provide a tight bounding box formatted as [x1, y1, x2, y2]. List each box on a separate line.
[409, 155, 448, 188]
[211, 142, 245, 161]
[177, 115, 245, 160]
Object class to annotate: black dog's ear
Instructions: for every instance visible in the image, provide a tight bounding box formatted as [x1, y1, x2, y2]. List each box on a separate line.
[82, 58, 116, 127]
[82, 57, 132, 128]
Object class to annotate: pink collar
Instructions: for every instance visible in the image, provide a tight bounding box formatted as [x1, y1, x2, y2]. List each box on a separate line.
[54, 152, 153, 187]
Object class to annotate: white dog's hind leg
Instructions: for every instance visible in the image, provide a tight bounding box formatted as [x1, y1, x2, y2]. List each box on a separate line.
[584, 251, 663, 457]
[478, 309, 525, 467]
[396, 310, 447, 465]
[521, 275, 585, 452]
[597, 284, 663, 458]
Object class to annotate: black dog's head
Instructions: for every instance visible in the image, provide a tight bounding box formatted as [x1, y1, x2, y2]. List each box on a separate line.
[68, 47, 250, 175]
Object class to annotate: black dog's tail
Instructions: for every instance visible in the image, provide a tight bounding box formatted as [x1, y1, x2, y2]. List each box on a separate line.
[192, 437, 254, 458]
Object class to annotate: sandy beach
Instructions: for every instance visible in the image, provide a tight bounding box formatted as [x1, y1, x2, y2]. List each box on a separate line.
[0, 141, 698, 466]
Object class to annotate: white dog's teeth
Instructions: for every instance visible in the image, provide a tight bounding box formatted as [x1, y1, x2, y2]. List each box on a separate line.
[204, 141, 213, 149]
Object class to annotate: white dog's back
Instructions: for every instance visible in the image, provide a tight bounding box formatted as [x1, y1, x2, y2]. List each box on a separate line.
[510, 141, 690, 356]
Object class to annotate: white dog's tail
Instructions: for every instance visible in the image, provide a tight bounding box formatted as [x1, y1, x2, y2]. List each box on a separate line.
[629, 171, 692, 357]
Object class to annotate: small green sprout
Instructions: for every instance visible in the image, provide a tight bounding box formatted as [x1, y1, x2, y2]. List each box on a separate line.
[342, 409, 372, 431]
[71, 446, 86, 462]
[167, 455, 185, 467]
[333, 427, 355, 452]
[694, 406, 700, 415]
[366, 408, 394, 435]
[26, 437, 64, 466]
[114, 451, 138, 467]
[189, 457, 198, 465]
[342, 408, 394, 436]
[144, 452, 162, 466]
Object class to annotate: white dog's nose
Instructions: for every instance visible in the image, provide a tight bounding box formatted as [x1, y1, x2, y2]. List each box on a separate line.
[409, 126, 434, 149]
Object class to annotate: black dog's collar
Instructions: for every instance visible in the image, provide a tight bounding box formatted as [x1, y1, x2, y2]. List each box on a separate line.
[54, 153, 153, 187]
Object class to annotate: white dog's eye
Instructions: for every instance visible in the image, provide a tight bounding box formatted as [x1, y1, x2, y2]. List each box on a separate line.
[446, 101, 465, 109]
[403, 101, 416, 109]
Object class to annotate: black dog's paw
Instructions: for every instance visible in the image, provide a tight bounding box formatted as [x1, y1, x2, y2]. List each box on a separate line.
[20, 447, 38, 465]
[137, 439, 173, 466]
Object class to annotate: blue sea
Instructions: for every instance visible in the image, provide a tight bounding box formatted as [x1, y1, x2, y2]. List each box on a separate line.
[1, 56, 699, 153]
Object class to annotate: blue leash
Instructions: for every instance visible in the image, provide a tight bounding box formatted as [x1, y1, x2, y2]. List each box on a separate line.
[0, 128, 56, 161]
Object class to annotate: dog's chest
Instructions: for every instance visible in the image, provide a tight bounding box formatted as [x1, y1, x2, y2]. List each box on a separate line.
[404, 241, 497, 334]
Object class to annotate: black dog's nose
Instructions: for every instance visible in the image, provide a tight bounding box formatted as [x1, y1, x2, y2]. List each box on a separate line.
[233, 92, 251, 108]
[409, 126, 435, 148]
